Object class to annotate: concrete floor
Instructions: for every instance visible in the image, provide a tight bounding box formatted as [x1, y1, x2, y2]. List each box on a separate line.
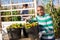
[2, 28, 39, 40]
[2, 30, 60, 40]
[2, 34, 60, 40]
[3, 34, 34, 40]
[0, 29, 60, 40]
[3, 33, 40, 40]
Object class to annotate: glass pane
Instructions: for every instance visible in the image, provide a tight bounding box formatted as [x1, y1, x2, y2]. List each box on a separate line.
[19, 3, 35, 14]
[12, 0, 34, 3]
[12, 0, 18, 4]
[12, 5, 22, 9]
[23, 0, 33, 2]
[17, 0, 22, 3]
[1, 16, 21, 21]
[12, 5, 18, 9]
[1, 17, 12, 22]
[1, 11, 11, 16]
[17, 5, 22, 9]
[12, 3, 34, 9]
[19, 9, 35, 14]
[17, 3, 34, 9]
[37, 0, 50, 5]
[29, 9, 35, 14]
[29, 4, 34, 8]
[12, 11, 20, 15]
[12, 16, 21, 21]
[1, 6, 11, 10]
[1, 0, 10, 5]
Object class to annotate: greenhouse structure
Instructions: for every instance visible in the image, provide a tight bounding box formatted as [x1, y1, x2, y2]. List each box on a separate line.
[0, 0, 60, 40]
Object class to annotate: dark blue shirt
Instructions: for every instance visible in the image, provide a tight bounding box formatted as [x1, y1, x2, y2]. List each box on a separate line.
[22, 10, 28, 14]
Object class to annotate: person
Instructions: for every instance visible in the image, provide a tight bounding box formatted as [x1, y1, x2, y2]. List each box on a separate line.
[20, 4, 29, 38]
[28, 6, 55, 40]
[20, 4, 29, 14]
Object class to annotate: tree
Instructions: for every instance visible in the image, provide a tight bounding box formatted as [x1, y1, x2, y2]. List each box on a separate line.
[45, 0, 60, 38]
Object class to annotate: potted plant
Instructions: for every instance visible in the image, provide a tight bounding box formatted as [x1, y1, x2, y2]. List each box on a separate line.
[25, 22, 39, 40]
[25, 22, 38, 34]
[6, 23, 23, 40]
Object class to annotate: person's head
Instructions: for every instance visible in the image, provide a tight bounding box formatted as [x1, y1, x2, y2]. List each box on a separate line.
[23, 4, 28, 8]
[37, 6, 45, 16]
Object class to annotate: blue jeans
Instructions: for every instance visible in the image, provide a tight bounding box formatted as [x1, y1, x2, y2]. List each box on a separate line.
[40, 37, 55, 40]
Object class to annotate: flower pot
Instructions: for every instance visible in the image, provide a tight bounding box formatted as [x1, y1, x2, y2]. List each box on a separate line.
[26, 25, 39, 36]
[7, 28, 21, 40]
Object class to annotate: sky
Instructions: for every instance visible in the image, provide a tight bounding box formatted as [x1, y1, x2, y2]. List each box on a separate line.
[1, 0, 60, 6]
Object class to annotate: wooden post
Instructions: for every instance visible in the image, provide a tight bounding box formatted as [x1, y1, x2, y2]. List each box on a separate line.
[0, 0, 2, 31]
[50, 0, 53, 12]
[34, 0, 37, 17]
[10, 0, 12, 15]
[0, 13, 2, 31]
[57, 0, 59, 5]
[0, 0, 1, 10]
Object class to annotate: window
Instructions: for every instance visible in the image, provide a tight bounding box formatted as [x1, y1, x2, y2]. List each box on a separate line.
[0, 0, 37, 22]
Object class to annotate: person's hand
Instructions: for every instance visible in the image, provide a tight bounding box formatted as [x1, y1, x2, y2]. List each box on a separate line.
[26, 16, 31, 21]
[39, 32, 43, 38]
[48, 30, 54, 34]
[26, 16, 32, 22]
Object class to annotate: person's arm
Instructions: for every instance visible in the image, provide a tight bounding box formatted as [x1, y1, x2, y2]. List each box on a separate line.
[29, 16, 37, 23]
[46, 15, 54, 33]
[26, 16, 37, 23]
[41, 16, 54, 34]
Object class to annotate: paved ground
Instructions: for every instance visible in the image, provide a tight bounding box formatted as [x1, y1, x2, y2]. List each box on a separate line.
[3, 34, 60, 40]
[3, 34, 33, 40]
[2, 30, 60, 40]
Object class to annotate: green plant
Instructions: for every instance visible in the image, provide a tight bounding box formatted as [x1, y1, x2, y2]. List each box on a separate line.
[6, 23, 23, 30]
[45, 2, 60, 38]
[12, 11, 21, 21]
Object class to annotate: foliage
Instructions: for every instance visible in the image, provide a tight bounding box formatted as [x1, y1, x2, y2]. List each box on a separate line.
[29, 10, 35, 14]
[1, 12, 12, 21]
[1, 11, 21, 21]
[45, 2, 60, 38]
[6, 22, 38, 30]
[25, 22, 38, 29]
[6, 23, 23, 30]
